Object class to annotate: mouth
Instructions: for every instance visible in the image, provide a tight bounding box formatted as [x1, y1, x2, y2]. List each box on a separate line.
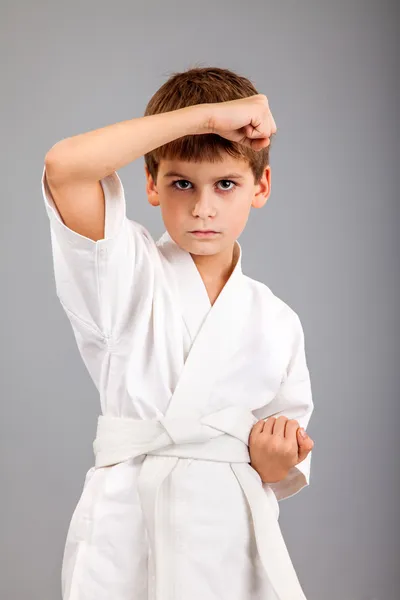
[189, 230, 221, 238]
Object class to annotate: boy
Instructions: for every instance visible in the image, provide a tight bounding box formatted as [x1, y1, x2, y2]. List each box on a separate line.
[42, 66, 314, 600]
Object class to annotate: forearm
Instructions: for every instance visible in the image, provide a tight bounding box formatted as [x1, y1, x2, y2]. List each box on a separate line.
[44, 104, 210, 182]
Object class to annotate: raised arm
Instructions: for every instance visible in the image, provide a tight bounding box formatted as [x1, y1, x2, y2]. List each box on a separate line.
[43, 105, 210, 241]
[45, 105, 210, 182]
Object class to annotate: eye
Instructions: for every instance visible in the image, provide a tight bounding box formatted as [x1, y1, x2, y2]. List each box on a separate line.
[217, 180, 236, 192]
[172, 179, 192, 191]
[171, 179, 237, 192]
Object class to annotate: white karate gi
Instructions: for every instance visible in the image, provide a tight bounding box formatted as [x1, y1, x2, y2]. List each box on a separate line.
[41, 165, 314, 600]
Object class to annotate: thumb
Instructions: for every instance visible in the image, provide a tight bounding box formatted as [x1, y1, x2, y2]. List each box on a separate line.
[297, 428, 314, 462]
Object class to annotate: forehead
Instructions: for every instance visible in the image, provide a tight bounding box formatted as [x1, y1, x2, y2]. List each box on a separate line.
[158, 156, 252, 181]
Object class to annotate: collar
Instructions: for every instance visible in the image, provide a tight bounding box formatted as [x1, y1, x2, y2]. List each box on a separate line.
[156, 231, 243, 342]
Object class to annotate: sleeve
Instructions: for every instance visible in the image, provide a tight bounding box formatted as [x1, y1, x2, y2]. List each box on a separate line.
[41, 164, 153, 344]
[255, 310, 314, 502]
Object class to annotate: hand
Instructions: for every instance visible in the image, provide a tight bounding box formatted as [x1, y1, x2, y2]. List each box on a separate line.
[203, 94, 277, 151]
[248, 416, 314, 484]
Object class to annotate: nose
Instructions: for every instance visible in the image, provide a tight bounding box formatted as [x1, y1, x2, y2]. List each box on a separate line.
[191, 191, 217, 220]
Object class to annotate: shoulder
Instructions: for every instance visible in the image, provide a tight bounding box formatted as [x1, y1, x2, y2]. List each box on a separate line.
[243, 274, 302, 332]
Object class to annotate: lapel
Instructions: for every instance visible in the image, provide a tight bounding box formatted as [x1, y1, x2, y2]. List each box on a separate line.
[157, 230, 212, 342]
[156, 231, 252, 418]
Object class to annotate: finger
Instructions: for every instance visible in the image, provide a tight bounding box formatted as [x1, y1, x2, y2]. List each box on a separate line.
[269, 110, 277, 133]
[250, 137, 270, 151]
[271, 416, 288, 437]
[296, 427, 312, 444]
[249, 419, 266, 439]
[297, 437, 314, 461]
[247, 115, 273, 149]
[245, 121, 266, 139]
[296, 430, 314, 456]
[265, 111, 275, 137]
[297, 429, 314, 448]
[260, 416, 276, 435]
[284, 419, 300, 440]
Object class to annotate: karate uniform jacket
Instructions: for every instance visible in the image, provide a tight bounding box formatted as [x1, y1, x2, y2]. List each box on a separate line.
[41, 165, 314, 600]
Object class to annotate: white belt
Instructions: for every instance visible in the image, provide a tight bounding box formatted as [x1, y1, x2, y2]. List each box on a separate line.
[93, 406, 307, 600]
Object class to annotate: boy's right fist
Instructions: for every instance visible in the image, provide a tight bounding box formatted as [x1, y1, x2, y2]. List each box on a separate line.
[202, 94, 277, 151]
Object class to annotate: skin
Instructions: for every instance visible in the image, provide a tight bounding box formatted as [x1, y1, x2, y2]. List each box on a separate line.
[144, 153, 270, 303]
[249, 416, 314, 484]
[144, 153, 314, 483]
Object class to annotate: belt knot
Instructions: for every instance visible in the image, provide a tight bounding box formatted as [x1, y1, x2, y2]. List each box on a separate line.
[158, 416, 214, 445]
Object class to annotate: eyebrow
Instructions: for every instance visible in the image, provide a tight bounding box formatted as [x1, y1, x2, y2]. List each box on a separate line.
[163, 171, 246, 180]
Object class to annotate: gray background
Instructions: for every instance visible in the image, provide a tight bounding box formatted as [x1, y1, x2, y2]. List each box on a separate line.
[1, 1, 399, 598]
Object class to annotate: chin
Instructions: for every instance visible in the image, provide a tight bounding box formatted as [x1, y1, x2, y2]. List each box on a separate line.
[172, 231, 227, 256]
[189, 247, 217, 256]
[189, 242, 225, 256]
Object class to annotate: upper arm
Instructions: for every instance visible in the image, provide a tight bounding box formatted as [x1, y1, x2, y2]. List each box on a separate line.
[44, 158, 106, 241]
[265, 310, 313, 430]
[254, 309, 314, 501]
[41, 162, 155, 343]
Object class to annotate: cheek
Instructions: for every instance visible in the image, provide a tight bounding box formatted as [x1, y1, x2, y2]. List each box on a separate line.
[160, 199, 185, 226]
[229, 203, 251, 231]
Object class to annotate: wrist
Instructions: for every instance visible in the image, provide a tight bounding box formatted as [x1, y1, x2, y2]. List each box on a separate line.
[262, 469, 289, 484]
[251, 462, 288, 484]
[184, 103, 215, 136]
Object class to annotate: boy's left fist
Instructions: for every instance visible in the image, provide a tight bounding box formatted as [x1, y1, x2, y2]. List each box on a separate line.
[248, 416, 314, 484]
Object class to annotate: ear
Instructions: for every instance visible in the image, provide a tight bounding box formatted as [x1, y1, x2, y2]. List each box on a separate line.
[252, 166, 271, 209]
[144, 165, 160, 207]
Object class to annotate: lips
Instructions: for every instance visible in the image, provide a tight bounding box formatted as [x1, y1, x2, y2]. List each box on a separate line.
[190, 230, 221, 238]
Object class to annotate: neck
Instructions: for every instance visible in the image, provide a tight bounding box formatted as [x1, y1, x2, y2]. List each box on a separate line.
[190, 242, 238, 285]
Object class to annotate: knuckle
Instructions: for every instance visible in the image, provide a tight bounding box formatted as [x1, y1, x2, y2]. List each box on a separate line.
[276, 415, 288, 423]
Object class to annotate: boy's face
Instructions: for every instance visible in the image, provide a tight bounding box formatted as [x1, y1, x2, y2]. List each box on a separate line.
[144, 153, 271, 259]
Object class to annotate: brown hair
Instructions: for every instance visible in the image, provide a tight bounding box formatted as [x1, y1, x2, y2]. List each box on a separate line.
[143, 65, 275, 185]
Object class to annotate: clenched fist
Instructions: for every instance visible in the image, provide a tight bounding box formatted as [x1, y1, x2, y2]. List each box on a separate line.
[249, 416, 314, 484]
[202, 94, 277, 151]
